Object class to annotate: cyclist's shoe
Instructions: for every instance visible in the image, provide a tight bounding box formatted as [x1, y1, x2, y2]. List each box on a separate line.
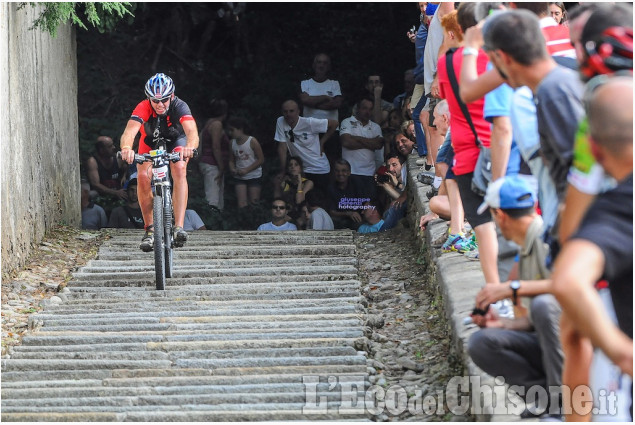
[173, 226, 188, 248]
[140, 228, 154, 252]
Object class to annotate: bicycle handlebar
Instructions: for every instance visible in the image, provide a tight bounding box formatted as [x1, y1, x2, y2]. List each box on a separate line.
[117, 148, 199, 164]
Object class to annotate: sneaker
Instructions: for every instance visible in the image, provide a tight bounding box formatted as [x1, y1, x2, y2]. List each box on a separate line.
[140, 228, 154, 252]
[417, 171, 435, 185]
[426, 187, 438, 200]
[173, 226, 188, 247]
[442, 233, 465, 253]
[464, 248, 480, 261]
[453, 234, 478, 253]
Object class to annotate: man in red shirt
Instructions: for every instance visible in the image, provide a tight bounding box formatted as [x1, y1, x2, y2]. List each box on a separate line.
[120, 73, 199, 251]
[436, 5, 501, 285]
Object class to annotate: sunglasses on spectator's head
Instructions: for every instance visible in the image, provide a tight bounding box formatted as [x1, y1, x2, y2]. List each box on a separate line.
[150, 96, 171, 104]
[272, 205, 287, 210]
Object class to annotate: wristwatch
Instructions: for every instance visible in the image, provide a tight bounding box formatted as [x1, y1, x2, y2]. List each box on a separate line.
[510, 280, 521, 305]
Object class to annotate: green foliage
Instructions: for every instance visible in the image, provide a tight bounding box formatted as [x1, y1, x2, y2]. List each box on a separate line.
[21, 2, 134, 36]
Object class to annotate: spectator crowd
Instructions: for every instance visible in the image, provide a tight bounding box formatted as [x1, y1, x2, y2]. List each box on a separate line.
[80, 2, 633, 421]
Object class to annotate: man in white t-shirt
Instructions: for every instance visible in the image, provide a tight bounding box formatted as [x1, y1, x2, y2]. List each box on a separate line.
[257, 198, 298, 231]
[299, 53, 342, 121]
[274, 99, 338, 192]
[340, 96, 384, 199]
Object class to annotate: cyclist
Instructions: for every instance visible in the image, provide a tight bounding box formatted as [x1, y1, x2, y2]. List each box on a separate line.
[120, 73, 199, 251]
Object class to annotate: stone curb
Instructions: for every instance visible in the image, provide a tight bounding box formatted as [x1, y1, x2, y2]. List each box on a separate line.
[405, 155, 517, 422]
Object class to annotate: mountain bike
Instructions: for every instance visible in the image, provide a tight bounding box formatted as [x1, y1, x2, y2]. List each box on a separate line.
[119, 127, 196, 290]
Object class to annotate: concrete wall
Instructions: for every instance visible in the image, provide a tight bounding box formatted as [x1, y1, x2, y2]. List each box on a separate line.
[1, 3, 80, 276]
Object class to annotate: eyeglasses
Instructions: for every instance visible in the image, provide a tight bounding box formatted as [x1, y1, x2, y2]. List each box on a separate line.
[272, 205, 287, 210]
[288, 130, 295, 143]
[150, 96, 171, 104]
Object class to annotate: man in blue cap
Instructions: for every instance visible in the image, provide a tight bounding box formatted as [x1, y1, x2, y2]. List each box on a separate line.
[468, 175, 564, 420]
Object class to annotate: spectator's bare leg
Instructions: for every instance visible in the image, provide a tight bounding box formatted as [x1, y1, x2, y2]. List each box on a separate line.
[473, 222, 499, 284]
[560, 313, 594, 421]
[248, 185, 261, 206]
[235, 183, 248, 209]
[445, 178, 464, 235]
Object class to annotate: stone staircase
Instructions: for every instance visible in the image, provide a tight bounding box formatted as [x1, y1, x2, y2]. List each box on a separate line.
[1, 230, 371, 421]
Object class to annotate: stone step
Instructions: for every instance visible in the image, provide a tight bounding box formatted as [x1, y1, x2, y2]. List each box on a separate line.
[1, 372, 366, 389]
[96, 245, 356, 260]
[2, 403, 367, 422]
[71, 265, 358, 280]
[9, 346, 359, 361]
[11, 337, 360, 354]
[31, 311, 361, 323]
[66, 275, 358, 287]
[2, 354, 366, 373]
[62, 285, 361, 300]
[35, 317, 362, 330]
[2, 382, 367, 400]
[100, 229, 354, 242]
[3, 230, 370, 421]
[1, 391, 365, 408]
[84, 256, 357, 268]
[31, 302, 363, 317]
[1, 364, 368, 382]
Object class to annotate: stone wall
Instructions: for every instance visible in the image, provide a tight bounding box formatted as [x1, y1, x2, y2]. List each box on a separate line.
[1, 4, 79, 276]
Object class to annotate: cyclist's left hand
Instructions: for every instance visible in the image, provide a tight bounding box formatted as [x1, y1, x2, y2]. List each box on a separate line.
[179, 146, 196, 160]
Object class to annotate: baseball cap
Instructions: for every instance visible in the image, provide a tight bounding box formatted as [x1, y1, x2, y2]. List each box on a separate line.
[477, 176, 536, 215]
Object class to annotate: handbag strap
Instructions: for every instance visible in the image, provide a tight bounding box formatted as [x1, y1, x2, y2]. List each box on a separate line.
[445, 48, 483, 148]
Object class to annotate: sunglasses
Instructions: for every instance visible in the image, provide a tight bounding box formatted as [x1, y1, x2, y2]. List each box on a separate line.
[288, 130, 295, 143]
[150, 96, 171, 104]
[272, 205, 287, 210]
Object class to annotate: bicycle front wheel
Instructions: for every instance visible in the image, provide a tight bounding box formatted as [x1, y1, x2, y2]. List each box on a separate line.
[164, 188, 174, 279]
[153, 192, 166, 291]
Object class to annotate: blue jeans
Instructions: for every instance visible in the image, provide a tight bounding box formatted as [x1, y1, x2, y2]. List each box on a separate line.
[413, 96, 428, 157]
[380, 201, 407, 231]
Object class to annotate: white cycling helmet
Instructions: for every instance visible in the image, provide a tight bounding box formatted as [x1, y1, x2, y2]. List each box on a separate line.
[144, 73, 175, 99]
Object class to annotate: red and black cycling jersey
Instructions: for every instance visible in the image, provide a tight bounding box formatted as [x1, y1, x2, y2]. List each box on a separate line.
[130, 96, 195, 154]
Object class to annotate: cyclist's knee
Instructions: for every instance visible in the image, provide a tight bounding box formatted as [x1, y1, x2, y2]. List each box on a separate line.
[171, 161, 187, 179]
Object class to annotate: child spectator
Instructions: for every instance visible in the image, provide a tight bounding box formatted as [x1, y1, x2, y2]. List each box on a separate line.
[305, 190, 334, 230]
[227, 116, 264, 209]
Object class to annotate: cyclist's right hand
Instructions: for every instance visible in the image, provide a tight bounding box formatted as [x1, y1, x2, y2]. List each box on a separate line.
[119, 148, 135, 165]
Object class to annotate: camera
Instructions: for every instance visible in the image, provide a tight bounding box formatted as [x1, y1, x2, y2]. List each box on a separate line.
[410, 25, 416, 33]
[377, 174, 391, 184]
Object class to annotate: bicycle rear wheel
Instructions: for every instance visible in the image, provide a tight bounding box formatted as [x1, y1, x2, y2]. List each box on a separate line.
[153, 192, 166, 291]
[164, 189, 174, 279]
